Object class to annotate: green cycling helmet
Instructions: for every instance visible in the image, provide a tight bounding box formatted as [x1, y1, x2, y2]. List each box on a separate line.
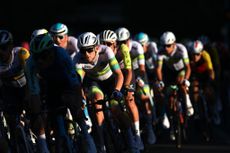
[30, 34, 54, 54]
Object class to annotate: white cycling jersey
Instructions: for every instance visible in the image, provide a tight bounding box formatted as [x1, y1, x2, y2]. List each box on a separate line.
[74, 45, 120, 81]
[0, 47, 30, 87]
[145, 41, 158, 70]
[66, 36, 79, 59]
[157, 43, 189, 71]
[128, 40, 145, 70]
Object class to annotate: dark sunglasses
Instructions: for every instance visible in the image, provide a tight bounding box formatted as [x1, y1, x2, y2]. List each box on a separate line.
[164, 44, 173, 48]
[193, 53, 201, 56]
[101, 41, 113, 47]
[80, 48, 94, 55]
[52, 35, 64, 40]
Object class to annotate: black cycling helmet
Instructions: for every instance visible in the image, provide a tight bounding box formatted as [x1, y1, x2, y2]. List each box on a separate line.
[0, 30, 13, 45]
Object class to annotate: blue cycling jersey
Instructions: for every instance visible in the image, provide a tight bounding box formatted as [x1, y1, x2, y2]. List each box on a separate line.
[26, 46, 80, 95]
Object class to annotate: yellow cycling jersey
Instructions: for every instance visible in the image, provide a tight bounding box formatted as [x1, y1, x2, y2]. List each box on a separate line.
[119, 44, 132, 69]
[0, 47, 30, 87]
[191, 50, 213, 74]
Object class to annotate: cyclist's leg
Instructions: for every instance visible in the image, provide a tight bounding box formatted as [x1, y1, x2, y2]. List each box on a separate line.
[29, 95, 50, 153]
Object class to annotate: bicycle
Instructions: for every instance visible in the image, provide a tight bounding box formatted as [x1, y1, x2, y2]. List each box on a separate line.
[87, 96, 139, 153]
[15, 110, 37, 153]
[0, 108, 37, 153]
[0, 106, 11, 153]
[190, 80, 212, 142]
[167, 84, 188, 149]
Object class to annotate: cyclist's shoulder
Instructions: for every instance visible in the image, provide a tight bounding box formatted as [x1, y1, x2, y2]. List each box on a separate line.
[176, 43, 187, 52]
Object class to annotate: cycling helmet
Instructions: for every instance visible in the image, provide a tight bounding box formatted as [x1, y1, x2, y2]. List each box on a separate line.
[50, 23, 68, 36]
[115, 27, 130, 41]
[160, 31, 176, 45]
[0, 30, 13, 45]
[31, 28, 48, 39]
[30, 34, 54, 54]
[96, 34, 101, 45]
[191, 40, 203, 54]
[99, 30, 117, 43]
[77, 32, 98, 49]
[135, 32, 149, 45]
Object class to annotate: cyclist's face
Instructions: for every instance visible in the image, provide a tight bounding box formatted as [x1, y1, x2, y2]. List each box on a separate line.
[192, 53, 201, 62]
[101, 41, 117, 54]
[164, 43, 175, 55]
[52, 34, 68, 48]
[80, 47, 97, 63]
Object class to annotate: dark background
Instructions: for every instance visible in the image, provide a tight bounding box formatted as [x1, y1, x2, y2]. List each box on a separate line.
[0, 0, 229, 44]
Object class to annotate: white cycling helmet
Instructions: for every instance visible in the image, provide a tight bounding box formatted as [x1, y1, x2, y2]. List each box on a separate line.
[77, 32, 98, 49]
[160, 31, 176, 45]
[115, 27, 130, 41]
[31, 28, 48, 39]
[50, 23, 68, 36]
[135, 32, 149, 45]
[0, 30, 13, 45]
[99, 30, 117, 43]
[191, 40, 203, 54]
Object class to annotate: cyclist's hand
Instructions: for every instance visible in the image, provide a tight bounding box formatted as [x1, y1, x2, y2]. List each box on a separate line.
[156, 81, 165, 89]
[136, 77, 145, 88]
[124, 85, 135, 93]
[182, 79, 190, 87]
[111, 89, 123, 101]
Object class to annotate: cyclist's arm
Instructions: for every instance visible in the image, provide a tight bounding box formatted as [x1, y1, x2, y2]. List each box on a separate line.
[75, 63, 85, 83]
[137, 47, 146, 77]
[156, 55, 163, 81]
[184, 61, 191, 80]
[203, 51, 215, 80]
[108, 52, 124, 91]
[182, 47, 191, 80]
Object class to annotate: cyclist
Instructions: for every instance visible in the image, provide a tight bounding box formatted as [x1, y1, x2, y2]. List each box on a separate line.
[25, 33, 96, 153]
[115, 27, 156, 145]
[198, 35, 222, 124]
[134, 32, 158, 86]
[189, 40, 219, 125]
[99, 29, 144, 150]
[0, 30, 32, 152]
[156, 31, 194, 140]
[134, 32, 160, 126]
[50, 22, 79, 60]
[74, 32, 140, 153]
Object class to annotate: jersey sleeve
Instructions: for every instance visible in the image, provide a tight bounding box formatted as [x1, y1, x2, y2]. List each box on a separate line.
[18, 47, 30, 65]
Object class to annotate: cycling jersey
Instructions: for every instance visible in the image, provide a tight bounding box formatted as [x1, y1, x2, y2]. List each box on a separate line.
[26, 46, 81, 95]
[116, 43, 132, 70]
[144, 42, 158, 70]
[66, 36, 79, 59]
[191, 50, 213, 74]
[74, 45, 120, 81]
[128, 40, 145, 70]
[157, 43, 189, 72]
[0, 47, 30, 87]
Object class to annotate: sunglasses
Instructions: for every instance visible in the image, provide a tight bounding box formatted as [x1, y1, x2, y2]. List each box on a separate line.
[101, 41, 113, 47]
[164, 44, 173, 48]
[193, 53, 201, 56]
[52, 35, 65, 40]
[80, 48, 95, 55]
